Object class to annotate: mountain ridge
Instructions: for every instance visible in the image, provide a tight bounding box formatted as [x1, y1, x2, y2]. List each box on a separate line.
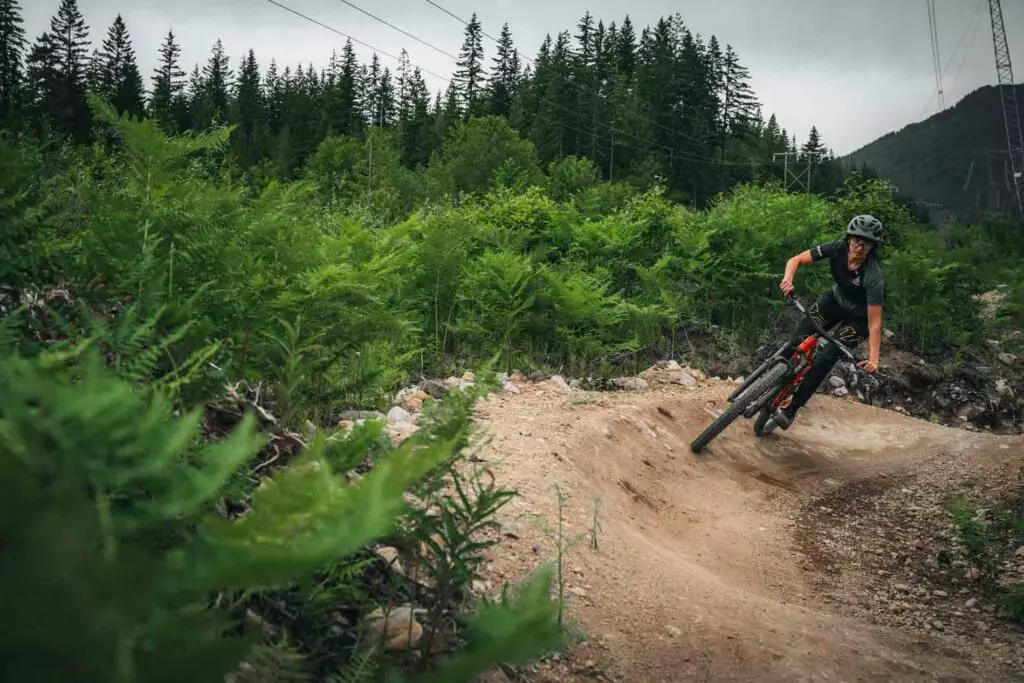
[841, 83, 1024, 218]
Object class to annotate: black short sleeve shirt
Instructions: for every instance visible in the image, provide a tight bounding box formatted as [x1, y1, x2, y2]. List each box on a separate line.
[809, 239, 885, 315]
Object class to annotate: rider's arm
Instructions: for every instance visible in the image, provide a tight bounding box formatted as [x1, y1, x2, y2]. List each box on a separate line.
[783, 250, 814, 282]
[866, 304, 882, 366]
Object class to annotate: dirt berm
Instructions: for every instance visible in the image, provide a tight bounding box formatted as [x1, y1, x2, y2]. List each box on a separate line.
[468, 374, 1024, 683]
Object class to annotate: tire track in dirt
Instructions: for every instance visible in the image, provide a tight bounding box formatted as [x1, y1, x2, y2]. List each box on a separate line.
[470, 375, 1024, 682]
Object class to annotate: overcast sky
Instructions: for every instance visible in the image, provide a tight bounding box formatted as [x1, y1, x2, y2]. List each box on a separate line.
[21, 0, 1024, 155]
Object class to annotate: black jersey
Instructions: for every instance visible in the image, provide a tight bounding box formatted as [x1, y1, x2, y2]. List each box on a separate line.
[809, 239, 885, 316]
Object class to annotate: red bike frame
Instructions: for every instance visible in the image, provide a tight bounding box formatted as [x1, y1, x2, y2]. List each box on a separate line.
[765, 333, 820, 414]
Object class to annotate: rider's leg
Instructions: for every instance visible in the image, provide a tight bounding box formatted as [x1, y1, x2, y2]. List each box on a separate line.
[772, 293, 862, 430]
[775, 317, 868, 429]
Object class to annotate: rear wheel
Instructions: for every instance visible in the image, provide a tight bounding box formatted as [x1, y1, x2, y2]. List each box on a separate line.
[689, 362, 790, 453]
[753, 406, 775, 436]
[753, 390, 792, 436]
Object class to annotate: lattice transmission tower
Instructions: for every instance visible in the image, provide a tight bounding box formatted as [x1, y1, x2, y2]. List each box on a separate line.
[988, 0, 1023, 217]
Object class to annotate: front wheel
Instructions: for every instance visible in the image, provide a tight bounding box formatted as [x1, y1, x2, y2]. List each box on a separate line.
[689, 362, 790, 453]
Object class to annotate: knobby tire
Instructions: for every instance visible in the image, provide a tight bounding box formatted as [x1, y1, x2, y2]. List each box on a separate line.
[689, 362, 790, 453]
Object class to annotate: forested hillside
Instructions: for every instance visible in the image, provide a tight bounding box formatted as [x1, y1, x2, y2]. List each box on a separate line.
[2, 1, 1024, 682]
[843, 83, 1024, 217]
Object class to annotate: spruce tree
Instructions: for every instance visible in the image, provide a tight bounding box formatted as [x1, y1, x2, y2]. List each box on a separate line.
[488, 23, 518, 118]
[396, 49, 411, 125]
[616, 15, 636, 79]
[400, 66, 432, 167]
[92, 15, 144, 118]
[375, 67, 395, 128]
[232, 48, 263, 165]
[150, 30, 185, 131]
[33, 0, 91, 140]
[24, 34, 54, 114]
[262, 58, 282, 133]
[362, 52, 381, 126]
[593, 20, 608, 81]
[202, 38, 232, 125]
[574, 13, 597, 155]
[233, 49, 262, 133]
[717, 43, 758, 170]
[336, 39, 361, 135]
[575, 12, 595, 69]
[801, 126, 827, 164]
[186, 63, 208, 129]
[0, 0, 26, 125]
[454, 12, 485, 118]
[721, 44, 757, 136]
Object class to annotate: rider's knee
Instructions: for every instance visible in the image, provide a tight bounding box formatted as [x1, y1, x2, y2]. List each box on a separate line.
[817, 339, 844, 366]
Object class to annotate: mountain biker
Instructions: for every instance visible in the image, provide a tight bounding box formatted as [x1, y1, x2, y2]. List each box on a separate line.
[767, 214, 885, 431]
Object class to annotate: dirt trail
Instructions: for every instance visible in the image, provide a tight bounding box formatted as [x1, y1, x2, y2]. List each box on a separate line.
[469, 377, 1024, 683]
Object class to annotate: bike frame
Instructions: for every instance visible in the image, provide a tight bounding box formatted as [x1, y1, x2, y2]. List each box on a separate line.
[728, 295, 857, 415]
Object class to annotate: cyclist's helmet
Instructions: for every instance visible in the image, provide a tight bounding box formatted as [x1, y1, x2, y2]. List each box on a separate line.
[846, 214, 884, 244]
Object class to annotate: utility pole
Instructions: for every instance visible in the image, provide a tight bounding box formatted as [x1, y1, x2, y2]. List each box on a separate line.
[988, 0, 1023, 216]
[773, 151, 809, 193]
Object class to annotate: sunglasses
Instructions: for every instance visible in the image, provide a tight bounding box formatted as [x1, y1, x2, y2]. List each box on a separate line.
[849, 236, 874, 249]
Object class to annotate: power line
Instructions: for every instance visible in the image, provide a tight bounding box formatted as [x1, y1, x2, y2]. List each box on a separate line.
[948, 6, 986, 98]
[418, 0, 728, 151]
[918, 0, 986, 118]
[333, 0, 459, 61]
[263, 0, 452, 82]
[926, 0, 946, 110]
[266, 0, 769, 168]
[414, 0, 776, 165]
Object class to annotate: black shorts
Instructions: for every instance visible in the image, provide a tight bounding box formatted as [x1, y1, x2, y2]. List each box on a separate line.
[794, 290, 868, 347]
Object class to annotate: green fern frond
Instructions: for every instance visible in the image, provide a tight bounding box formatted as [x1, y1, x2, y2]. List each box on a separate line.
[327, 645, 380, 683]
[228, 641, 313, 683]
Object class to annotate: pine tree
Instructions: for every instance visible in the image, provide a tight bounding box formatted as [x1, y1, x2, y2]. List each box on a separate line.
[434, 80, 460, 142]
[718, 43, 758, 169]
[400, 66, 432, 166]
[702, 34, 724, 156]
[574, 12, 600, 163]
[0, 0, 26, 125]
[454, 12, 485, 118]
[233, 49, 262, 132]
[575, 12, 595, 69]
[33, 0, 91, 140]
[92, 15, 144, 118]
[201, 38, 232, 125]
[24, 34, 54, 113]
[763, 113, 784, 156]
[396, 49, 411, 125]
[801, 125, 826, 164]
[263, 58, 282, 133]
[488, 22, 519, 118]
[232, 48, 264, 165]
[361, 53, 381, 126]
[150, 30, 185, 131]
[335, 39, 361, 135]
[593, 20, 608, 81]
[720, 44, 757, 136]
[616, 15, 637, 79]
[375, 67, 395, 128]
[186, 63, 208, 129]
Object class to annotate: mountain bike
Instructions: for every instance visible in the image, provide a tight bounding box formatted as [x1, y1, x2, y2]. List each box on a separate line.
[689, 295, 878, 453]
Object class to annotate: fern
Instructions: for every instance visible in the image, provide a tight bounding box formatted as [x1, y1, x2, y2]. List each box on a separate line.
[327, 645, 380, 683]
[229, 641, 313, 683]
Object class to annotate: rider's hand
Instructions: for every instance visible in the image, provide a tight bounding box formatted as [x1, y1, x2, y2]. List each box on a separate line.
[858, 359, 878, 374]
[779, 278, 795, 296]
